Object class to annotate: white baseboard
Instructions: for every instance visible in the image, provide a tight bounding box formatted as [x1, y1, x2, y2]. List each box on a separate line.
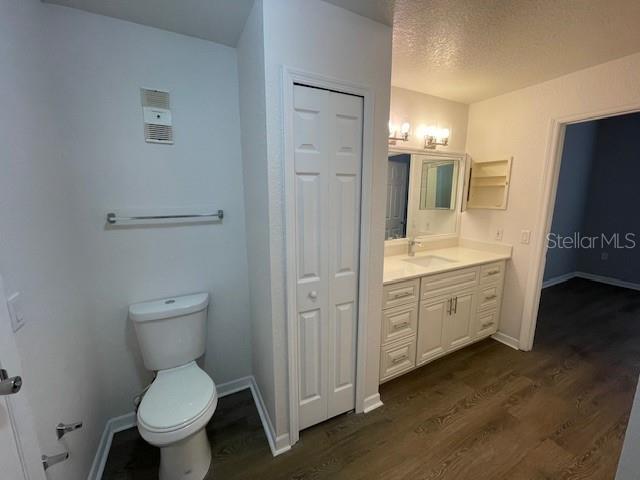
[246, 377, 291, 456]
[87, 412, 136, 480]
[575, 272, 640, 291]
[491, 331, 520, 350]
[542, 271, 640, 292]
[542, 272, 577, 288]
[88, 375, 289, 480]
[362, 393, 383, 413]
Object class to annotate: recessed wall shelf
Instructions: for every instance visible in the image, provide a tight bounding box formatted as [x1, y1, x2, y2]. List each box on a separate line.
[465, 157, 512, 210]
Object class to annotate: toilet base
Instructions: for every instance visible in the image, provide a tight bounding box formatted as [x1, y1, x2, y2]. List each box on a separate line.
[159, 428, 212, 480]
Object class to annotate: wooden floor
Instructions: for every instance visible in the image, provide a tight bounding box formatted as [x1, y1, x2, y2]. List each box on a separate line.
[103, 278, 640, 479]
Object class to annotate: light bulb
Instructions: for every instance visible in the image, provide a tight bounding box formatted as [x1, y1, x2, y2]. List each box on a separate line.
[400, 122, 410, 134]
[425, 126, 438, 138]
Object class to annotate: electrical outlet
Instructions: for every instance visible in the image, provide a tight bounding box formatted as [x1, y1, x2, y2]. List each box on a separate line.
[601, 252, 608, 260]
[7, 292, 25, 332]
[520, 230, 531, 244]
[495, 228, 503, 241]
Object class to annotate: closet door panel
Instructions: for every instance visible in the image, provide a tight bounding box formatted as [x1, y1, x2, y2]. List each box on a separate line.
[294, 85, 363, 429]
[327, 92, 362, 417]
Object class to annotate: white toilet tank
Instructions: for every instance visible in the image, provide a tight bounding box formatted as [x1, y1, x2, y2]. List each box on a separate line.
[129, 293, 209, 371]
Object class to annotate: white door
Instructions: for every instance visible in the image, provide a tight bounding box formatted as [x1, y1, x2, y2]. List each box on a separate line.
[385, 158, 408, 239]
[417, 298, 446, 365]
[293, 84, 363, 430]
[444, 291, 475, 350]
[0, 275, 45, 480]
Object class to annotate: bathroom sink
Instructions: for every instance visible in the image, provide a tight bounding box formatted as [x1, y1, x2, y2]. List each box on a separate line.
[403, 255, 456, 268]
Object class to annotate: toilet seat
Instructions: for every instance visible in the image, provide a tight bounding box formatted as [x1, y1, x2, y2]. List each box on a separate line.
[137, 361, 217, 446]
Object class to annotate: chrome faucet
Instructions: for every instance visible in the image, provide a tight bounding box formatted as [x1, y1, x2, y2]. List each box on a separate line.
[407, 238, 423, 257]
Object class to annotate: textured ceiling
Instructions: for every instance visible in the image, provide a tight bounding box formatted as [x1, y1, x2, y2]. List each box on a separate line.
[392, 0, 640, 103]
[43, 0, 254, 47]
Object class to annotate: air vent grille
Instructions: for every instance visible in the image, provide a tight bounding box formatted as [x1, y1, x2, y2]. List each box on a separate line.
[141, 89, 170, 109]
[141, 88, 173, 144]
[144, 124, 173, 144]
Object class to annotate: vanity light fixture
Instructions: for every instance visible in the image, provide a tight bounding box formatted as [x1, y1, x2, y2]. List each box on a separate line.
[388, 121, 411, 144]
[419, 125, 450, 150]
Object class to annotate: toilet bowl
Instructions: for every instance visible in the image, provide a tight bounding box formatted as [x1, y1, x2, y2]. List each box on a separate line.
[138, 362, 217, 479]
[130, 293, 216, 480]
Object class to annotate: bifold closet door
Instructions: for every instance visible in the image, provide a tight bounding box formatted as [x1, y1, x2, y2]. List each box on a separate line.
[293, 84, 363, 430]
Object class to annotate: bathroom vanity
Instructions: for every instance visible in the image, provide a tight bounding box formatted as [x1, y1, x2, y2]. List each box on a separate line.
[380, 246, 510, 382]
[382, 149, 513, 383]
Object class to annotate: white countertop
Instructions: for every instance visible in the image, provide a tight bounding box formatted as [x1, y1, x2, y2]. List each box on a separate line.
[384, 246, 511, 285]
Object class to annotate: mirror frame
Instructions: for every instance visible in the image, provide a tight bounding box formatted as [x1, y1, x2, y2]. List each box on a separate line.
[385, 147, 466, 246]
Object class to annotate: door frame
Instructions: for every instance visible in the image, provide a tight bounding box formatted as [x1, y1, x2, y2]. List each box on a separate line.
[0, 273, 46, 480]
[519, 103, 640, 350]
[282, 66, 375, 445]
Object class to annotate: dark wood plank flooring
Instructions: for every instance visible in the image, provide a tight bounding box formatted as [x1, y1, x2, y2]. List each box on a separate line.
[103, 278, 640, 479]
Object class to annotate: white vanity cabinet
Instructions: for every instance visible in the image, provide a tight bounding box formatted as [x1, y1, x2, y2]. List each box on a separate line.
[380, 260, 506, 383]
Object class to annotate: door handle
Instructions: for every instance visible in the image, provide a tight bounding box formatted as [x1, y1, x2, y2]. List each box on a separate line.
[0, 369, 22, 396]
[447, 298, 452, 315]
[308, 291, 318, 300]
[453, 296, 458, 314]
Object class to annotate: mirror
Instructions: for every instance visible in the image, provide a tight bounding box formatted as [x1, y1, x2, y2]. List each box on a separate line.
[385, 152, 461, 241]
[419, 160, 457, 210]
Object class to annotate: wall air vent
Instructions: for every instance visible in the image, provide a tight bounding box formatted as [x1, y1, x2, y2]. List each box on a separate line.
[141, 88, 173, 144]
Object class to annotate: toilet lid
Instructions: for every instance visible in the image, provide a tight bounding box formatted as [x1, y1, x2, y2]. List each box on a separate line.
[138, 362, 216, 432]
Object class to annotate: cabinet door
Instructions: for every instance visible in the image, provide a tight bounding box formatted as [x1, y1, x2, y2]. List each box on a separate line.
[417, 298, 447, 365]
[463, 157, 512, 210]
[445, 291, 475, 350]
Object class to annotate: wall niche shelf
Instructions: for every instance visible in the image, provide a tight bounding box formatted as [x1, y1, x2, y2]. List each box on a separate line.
[465, 157, 512, 210]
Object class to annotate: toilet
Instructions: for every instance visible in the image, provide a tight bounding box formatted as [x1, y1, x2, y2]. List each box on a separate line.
[129, 292, 217, 480]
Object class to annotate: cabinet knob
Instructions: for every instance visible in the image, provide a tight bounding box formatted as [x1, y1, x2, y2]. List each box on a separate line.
[308, 291, 318, 300]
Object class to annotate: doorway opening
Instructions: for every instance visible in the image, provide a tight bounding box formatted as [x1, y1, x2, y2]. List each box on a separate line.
[534, 111, 640, 348]
[528, 112, 640, 474]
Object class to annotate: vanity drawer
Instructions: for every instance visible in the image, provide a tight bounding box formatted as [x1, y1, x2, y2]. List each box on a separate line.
[420, 267, 478, 301]
[480, 262, 504, 285]
[476, 310, 499, 337]
[383, 279, 420, 309]
[478, 284, 502, 312]
[381, 302, 418, 345]
[380, 336, 416, 382]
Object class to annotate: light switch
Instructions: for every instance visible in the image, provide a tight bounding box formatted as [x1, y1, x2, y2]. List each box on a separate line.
[7, 293, 25, 332]
[520, 230, 531, 244]
[495, 228, 504, 241]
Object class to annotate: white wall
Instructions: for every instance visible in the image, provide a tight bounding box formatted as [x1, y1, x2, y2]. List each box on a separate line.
[261, 0, 392, 438]
[0, 2, 103, 479]
[390, 86, 469, 153]
[46, 3, 251, 411]
[1, 1, 251, 477]
[237, 0, 277, 435]
[464, 52, 640, 344]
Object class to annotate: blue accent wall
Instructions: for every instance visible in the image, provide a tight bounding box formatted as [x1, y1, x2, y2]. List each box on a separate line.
[544, 121, 597, 280]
